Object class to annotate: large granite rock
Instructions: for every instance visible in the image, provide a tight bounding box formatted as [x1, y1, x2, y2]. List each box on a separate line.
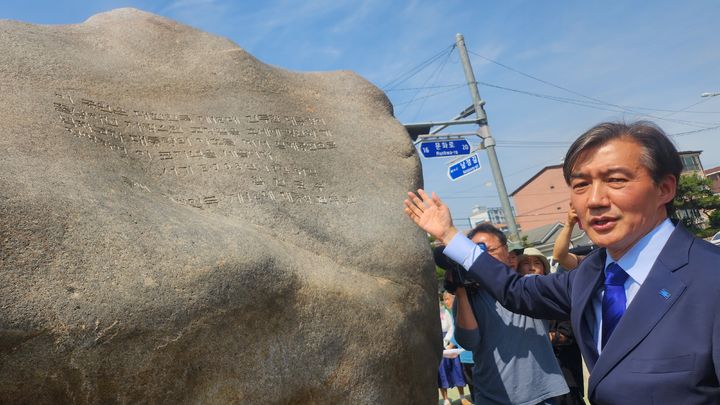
[0, 8, 439, 404]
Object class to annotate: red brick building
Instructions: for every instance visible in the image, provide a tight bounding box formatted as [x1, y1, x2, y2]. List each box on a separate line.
[510, 164, 570, 232]
[704, 166, 720, 194]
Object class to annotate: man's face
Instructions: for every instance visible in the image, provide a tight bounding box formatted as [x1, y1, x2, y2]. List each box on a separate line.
[508, 251, 519, 269]
[569, 138, 675, 259]
[470, 232, 509, 265]
[518, 256, 545, 276]
[443, 292, 454, 309]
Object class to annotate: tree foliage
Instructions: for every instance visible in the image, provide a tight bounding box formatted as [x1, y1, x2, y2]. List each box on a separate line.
[672, 173, 720, 234]
[709, 210, 720, 229]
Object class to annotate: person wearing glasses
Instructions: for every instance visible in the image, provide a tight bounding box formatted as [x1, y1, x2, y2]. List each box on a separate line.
[435, 223, 567, 404]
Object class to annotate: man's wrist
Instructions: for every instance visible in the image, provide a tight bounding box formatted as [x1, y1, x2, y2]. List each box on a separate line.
[440, 227, 459, 245]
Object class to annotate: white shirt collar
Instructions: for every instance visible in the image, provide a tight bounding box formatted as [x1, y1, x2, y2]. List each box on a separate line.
[604, 218, 675, 285]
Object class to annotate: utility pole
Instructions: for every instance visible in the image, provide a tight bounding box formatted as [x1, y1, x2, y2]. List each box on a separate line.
[455, 33, 521, 243]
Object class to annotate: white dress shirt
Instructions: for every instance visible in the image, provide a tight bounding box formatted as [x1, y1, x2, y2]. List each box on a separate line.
[593, 218, 675, 353]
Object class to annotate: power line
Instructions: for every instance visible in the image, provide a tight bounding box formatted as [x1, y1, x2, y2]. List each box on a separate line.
[386, 83, 466, 92]
[598, 105, 720, 114]
[473, 80, 720, 127]
[467, 49, 720, 128]
[669, 125, 720, 137]
[403, 48, 455, 118]
[637, 96, 720, 127]
[467, 49, 638, 112]
[382, 44, 455, 91]
[392, 84, 466, 107]
[388, 82, 720, 115]
[655, 97, 713, 120]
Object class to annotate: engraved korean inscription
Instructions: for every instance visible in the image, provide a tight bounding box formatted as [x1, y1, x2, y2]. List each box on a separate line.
[54, 93, 356, 207]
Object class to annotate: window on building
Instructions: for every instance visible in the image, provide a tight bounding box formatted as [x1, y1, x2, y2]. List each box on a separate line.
[681, 155, 700, 171]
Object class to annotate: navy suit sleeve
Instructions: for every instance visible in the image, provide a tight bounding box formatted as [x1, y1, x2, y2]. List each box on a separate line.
[464, 252, 573, 321]
[715, 299, 720, 384]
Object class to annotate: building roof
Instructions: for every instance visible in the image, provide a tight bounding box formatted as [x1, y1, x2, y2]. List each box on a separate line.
[705, 166, 720, 176]
[510, 164, 563, 196]
[522, 222, 563, 245]
[520, 222, 593, 256]
[679, 150, 703, 155]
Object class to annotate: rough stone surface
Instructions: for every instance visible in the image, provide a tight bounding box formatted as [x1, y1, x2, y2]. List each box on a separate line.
[0, 8, 439, 404]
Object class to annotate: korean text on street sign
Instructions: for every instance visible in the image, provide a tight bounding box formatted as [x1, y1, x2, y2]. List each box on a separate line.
[420, 139, 471, 158]
[447, 154, 481, 181]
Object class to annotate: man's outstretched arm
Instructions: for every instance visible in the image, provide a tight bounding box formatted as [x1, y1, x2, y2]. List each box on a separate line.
[405, 189, 573, 321]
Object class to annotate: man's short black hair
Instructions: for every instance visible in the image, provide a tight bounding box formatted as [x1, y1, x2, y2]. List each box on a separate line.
[562, 121, 682, 215]
[467, 222, 507, 246]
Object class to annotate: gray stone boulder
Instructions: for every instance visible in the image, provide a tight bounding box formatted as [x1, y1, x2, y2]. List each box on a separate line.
[0, 8, 439, 404]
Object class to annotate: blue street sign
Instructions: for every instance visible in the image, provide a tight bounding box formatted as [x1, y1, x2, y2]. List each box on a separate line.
[420, 139, 471, 158]
[448, 154, 481, 181]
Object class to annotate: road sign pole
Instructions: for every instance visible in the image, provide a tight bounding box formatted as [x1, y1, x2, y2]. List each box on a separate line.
[455, 33, 521, 243]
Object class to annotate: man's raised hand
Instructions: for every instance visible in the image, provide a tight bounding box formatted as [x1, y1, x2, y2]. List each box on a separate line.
[403, 189, 457, 244]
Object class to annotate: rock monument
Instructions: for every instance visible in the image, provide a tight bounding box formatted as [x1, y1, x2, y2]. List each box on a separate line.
[0, 8, 439, 404]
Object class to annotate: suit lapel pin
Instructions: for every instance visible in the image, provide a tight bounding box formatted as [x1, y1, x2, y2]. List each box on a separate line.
[659, 289, 671, 299]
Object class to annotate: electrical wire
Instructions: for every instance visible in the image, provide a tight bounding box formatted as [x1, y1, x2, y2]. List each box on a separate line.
[389, 83, 720, 114]
[392, 84, 466, 107]
[398, 47, 455, 117]
[467, 49, 720, 128]
[386, 84, 466, 92]
[411, 49, 455, 120]
[474, 80, 720, 128]
[669, 125, 720, 137]
[382, 44, 455, 91]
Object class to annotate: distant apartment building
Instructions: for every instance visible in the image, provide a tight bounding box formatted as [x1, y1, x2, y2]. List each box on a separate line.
[469, 205, 516, 232]
[679, 151, 704, 175]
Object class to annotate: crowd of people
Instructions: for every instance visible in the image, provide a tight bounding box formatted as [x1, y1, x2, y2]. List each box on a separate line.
[434, 220, 583, 404]
[408, 121, 720, 405]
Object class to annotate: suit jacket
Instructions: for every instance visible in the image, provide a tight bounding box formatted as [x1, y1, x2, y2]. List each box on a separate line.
[464, 224, 720, 404]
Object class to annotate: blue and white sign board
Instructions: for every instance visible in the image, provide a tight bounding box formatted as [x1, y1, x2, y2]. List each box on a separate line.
[420, 139, 471, 158]
[448, 154, 481, 181]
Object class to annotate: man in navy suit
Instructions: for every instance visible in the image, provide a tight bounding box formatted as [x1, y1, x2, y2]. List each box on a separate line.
[405, 122, 720, 404]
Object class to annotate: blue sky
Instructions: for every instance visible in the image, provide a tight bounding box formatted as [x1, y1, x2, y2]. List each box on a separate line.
[3, 1, 719, 227]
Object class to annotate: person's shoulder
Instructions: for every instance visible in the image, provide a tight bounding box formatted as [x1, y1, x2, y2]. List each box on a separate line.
[684, 235, 720, 290]
[692, 235, 720, 252]
[689, 236, 720, 266]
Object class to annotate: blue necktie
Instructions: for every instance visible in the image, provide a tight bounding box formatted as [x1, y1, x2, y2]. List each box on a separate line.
[602, 262, 629, 348]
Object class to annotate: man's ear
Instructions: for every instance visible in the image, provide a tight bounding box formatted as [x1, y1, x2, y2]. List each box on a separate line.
[657, 174, 677, 206]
